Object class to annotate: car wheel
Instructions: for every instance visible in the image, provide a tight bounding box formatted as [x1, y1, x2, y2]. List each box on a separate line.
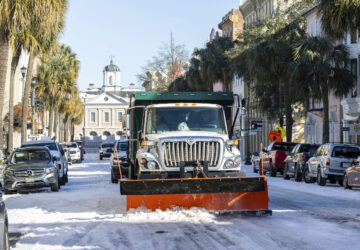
[317, 168, 326, 186]
[343, 173, 352, 189]
[111, 170, 117, 184]
[337, 179, 343, 187]
[3, 222, 9, 250]
[65, 172, 69, 183]
[51, 178, 60, 192]
[253, 163, 258, 173]
[294, 165, 302, 182]
[270, 163, 277, 177]
[283, 164, 290, 180]
[303, 167, 315, 183]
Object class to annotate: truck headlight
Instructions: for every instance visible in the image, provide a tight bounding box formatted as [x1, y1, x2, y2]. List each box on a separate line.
[234, 156, 241, 165]
[224, 160, 235, 169]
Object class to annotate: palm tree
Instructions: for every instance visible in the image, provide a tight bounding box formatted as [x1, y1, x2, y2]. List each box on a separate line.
[36, 44, 79, 139]
[0, 0, 33, 155]
[20, 0, 68, 143]
[319, 0, 360, 40]
[230, 19, 307, 142]
[199, 37, 234, 91]
[294, 36, 353, 143]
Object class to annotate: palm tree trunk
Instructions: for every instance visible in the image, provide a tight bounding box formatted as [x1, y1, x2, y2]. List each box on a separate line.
[48, 96, 55, 139]
[322, 84, 330, 143]
[53, 109, 58, 140]
[8, 48, 21, 153]
[71, 121, 75, 142]
[283, 80, 293, 142]
[64, 117, 69, 142]
[0, 38, 10, 157]
[21, 55, 35, 143]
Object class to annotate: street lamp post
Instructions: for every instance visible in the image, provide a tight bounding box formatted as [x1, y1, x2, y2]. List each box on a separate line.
[31, 78, 37, 140]
[20, 67, 27, 141]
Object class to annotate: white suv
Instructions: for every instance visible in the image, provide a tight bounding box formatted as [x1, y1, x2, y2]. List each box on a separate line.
[61, 142, 81, 163]
[305, 143, 360, 186]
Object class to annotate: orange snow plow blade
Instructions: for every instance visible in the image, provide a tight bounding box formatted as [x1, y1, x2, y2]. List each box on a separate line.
[120, 176, 271, 214]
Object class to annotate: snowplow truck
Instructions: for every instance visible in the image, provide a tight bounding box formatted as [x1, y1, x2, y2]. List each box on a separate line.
[120, 91, 271, 214]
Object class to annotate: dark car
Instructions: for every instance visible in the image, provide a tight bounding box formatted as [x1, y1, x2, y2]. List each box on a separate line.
[99, 143, 114, 160]
[3, 147, 60, 193]
[0, 192, 9, 250]
[110, 140, 128, 183]
[343, 158, 360, 189]
[283, 143, 320, 181]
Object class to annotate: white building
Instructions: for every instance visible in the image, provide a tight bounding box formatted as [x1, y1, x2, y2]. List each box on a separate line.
[304, 4, 360, 144]
[74, 60, 142, 144]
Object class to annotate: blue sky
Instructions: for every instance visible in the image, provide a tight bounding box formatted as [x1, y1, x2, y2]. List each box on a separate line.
[60, 0, 240, 90]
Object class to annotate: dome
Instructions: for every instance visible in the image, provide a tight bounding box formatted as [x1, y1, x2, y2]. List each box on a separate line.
[104, 59, 120, 72]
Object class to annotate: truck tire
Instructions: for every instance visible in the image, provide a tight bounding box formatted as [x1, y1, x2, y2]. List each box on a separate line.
[111, 170, 117, 184]
[253, 163, 258, 173]
[283, 164, 290, 180]
[343, 174, 352, 189]
[317, 168, 326, 186]
[294, 165, 302, 182]
[65, 172, 69, 183]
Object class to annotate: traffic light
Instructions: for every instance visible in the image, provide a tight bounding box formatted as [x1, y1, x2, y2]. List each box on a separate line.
[241, 98, 246, 111]
[35, 100, 44, 112]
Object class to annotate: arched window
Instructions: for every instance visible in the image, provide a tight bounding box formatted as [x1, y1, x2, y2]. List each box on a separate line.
[109, 75, 113, 85]
[89, 131, 98, 137]
[103, 131, 111, 136]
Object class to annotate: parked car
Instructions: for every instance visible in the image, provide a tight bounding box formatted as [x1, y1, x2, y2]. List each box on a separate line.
[343, 158, 360, 189]
[3, 147, 61, 193]
[99, 143, 114, 160]
[110, 140, 128, 183]
[305, 143, 360, 186]
[21, 140, 68, 185]
[262, 142, 298, 177]
[0, 192, 9, 250]
[61, 142, 82, 163]
[75, 141, 85, 161]
[283, 143, 320, 181]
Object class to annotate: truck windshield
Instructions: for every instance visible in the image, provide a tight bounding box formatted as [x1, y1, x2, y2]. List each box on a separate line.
[145, 107, 227, 134]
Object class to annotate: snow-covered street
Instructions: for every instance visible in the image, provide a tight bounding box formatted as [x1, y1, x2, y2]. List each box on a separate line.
[4, 153, 360, 250]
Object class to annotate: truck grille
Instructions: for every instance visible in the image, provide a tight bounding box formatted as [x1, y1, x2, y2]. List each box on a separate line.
[161, 141, 221, 168]
[14, 169, 45, 177]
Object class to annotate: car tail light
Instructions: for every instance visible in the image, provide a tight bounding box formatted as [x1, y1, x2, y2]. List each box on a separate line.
[326, 160, 330, 166]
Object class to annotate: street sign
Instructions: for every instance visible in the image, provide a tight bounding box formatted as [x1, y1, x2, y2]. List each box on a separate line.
[341, 127, 350, 132]
[274, 126, 286, 139]
[268, 130, 281, 142]
[251, 120, 263, 132]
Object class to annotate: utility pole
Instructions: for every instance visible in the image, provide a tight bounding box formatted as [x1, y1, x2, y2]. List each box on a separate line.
[245, 80, 251, 164]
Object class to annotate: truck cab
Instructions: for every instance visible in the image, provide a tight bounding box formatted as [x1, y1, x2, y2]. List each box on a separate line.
[126, 92, 242, 180]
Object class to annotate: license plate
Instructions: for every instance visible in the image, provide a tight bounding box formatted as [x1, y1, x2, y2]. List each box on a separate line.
[25, 177, 35, 183]
[342, 162, 351, 168]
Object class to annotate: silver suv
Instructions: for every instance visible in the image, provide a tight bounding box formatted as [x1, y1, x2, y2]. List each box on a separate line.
[305, 143, 360, 186]
[21, 140, 68, 185]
